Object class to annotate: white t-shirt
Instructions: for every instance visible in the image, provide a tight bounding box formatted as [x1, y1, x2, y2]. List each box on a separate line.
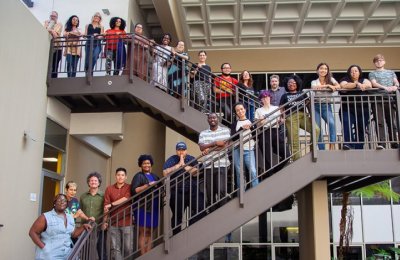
[311, 77, 339, 101]
[234, 119, 255, 150]
[254, 106, 281, 128]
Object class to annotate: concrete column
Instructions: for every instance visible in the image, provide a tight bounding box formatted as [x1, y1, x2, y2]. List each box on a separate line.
[297, 180, 330, 260]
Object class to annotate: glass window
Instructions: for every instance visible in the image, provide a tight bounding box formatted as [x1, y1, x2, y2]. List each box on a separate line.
[42, 144, 62, 173]
[331, 192, 361, 206]
[45, 119, 67, 151]
[275, 246, 299, 260]
[335, 246, 362, 260]
[272, 204, 299, 243]
[251, 73, 266, 94]
[243, 245, 271, 260]
[242, 211, 271, 243]
[365, 244, 395, 259]
[212, 246, 240, 260]
[391, 177, 400, 205]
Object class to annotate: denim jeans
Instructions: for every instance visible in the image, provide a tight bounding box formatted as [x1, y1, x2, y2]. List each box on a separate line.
[66, 54, 79, 77]
[51, 49, 62, 78]
[84, 43, 101, 72]
[233, 148, 259, 188]
[340, 106, 370, 149]
[109, 225, 134, 260]
[315, 103, 337, 150]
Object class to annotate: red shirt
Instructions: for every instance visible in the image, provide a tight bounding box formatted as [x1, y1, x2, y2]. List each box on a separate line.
[214, 75, 238, 99]
[104, 183, 132, 227]
[105, 29, 126, 50]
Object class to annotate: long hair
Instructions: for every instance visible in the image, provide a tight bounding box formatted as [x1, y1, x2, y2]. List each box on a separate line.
[346, 65, 363, 82]
[239, 70, 253, 87]
[65, 15, 79, 32]
[316, 62, 333, 85]
[109, 17, 126, 30]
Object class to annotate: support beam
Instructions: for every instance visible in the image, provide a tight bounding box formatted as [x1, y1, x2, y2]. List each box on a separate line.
[297, 180, 330, 260]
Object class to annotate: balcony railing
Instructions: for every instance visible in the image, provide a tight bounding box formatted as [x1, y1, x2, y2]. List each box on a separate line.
[47, 33, 261, 126]
[67, 90, 400, 259]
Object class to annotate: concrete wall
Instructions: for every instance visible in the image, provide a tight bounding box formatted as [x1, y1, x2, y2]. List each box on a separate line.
[0, 0, 50, 258]
[65, 136, 110, 196]
[188, 46, 400, 73]
[111, 113, 166, 184]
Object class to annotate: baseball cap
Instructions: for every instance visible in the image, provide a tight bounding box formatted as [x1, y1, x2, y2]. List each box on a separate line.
[176, 142, 187, 150]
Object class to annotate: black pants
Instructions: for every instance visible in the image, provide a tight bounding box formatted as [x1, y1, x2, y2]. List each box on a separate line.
[170, 183, 205, 234]
[205, 167, 228, 209]
[51, 49, 62, 78]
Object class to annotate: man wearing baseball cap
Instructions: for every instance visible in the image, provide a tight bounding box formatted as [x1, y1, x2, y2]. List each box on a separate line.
[163, 142, 205, 234]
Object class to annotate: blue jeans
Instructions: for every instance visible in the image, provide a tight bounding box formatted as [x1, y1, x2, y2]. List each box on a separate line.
[244, 100, 255, 123]
[66, 54, 79, 77]
[84, 43, 101, 72]
[340, 106, 370, 149]
[233, 148, 259, 188]
[315, 103, 336, 150]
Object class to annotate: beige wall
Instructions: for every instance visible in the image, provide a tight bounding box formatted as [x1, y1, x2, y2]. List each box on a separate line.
[65, 136, 110, 197]
[0, 0, 50, 259]
[189, 47, 400, 73]
[111, 113, 166, 183]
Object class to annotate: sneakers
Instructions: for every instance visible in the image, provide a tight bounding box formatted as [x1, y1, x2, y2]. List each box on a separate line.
[342, 144, 351, 150]
[376, 145, 385, 150]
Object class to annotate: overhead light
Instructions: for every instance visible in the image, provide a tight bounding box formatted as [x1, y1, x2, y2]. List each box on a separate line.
[286, 227, 299, 232]
[102, 9, 110, 15]
[43, 157, 58, 162]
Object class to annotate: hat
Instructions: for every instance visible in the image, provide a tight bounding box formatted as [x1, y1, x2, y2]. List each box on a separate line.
[259, 90, 272, 100]
[176, 142, 187, 150]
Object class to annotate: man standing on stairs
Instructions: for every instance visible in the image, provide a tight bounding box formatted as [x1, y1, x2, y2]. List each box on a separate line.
[199, 113, 231, 211]
[103, 167, 133, 260]
[163, 141, 205, 234]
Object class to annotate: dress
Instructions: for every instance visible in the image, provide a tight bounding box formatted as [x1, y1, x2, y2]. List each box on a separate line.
[131, 172, 160, 228]
[35, 209, 75, 260]
[191, 63, 212, 112]
[151, 45, 172, 91]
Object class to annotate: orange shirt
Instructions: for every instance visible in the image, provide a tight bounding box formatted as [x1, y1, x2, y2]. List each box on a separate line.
[105, 29, 126, 50]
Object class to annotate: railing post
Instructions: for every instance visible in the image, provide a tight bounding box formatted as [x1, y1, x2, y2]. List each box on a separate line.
[46, 38, 55, 87]
[396, 91, 400, 158]
[86, 36, 94, 85]
[163, 176, 171, 253]
[180, 59, 186, 111]
[129, 33, 135, 83]
[239, 131, 245, 207]
[310, 91, 318, 162]
[235, 85, 239, 103]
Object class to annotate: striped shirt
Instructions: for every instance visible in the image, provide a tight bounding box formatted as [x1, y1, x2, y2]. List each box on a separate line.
[199, 125, 231, 168]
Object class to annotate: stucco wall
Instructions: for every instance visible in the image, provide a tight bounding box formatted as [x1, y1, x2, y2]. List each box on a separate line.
[0, 0, 50, 258]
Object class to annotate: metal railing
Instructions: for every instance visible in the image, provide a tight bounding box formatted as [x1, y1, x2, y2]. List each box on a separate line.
[67, 90, 400, 259]
[47, 33, 261, 126]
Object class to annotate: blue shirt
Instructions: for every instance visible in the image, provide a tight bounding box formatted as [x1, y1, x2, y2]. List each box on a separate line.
[163, 154, 198, 191]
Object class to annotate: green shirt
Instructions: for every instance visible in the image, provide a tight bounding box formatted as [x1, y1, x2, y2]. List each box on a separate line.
[80, 190, 104, 223]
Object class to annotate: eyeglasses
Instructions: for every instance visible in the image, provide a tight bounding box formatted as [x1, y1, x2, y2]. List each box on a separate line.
[55, 199, 67, 203]
[222, 67, 231, 69]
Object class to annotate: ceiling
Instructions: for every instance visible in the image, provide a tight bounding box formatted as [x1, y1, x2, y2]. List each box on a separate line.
[144, 0, 400, 51]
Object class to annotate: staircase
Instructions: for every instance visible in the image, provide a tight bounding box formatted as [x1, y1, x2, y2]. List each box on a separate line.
[48, 34, 400, 260]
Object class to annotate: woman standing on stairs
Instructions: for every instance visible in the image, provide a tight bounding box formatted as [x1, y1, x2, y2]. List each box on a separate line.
[84, 12, 104, 74]
[151, 33, 173, 91]
[131, 154, 160, 255]
[190, 50, 212, 112]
